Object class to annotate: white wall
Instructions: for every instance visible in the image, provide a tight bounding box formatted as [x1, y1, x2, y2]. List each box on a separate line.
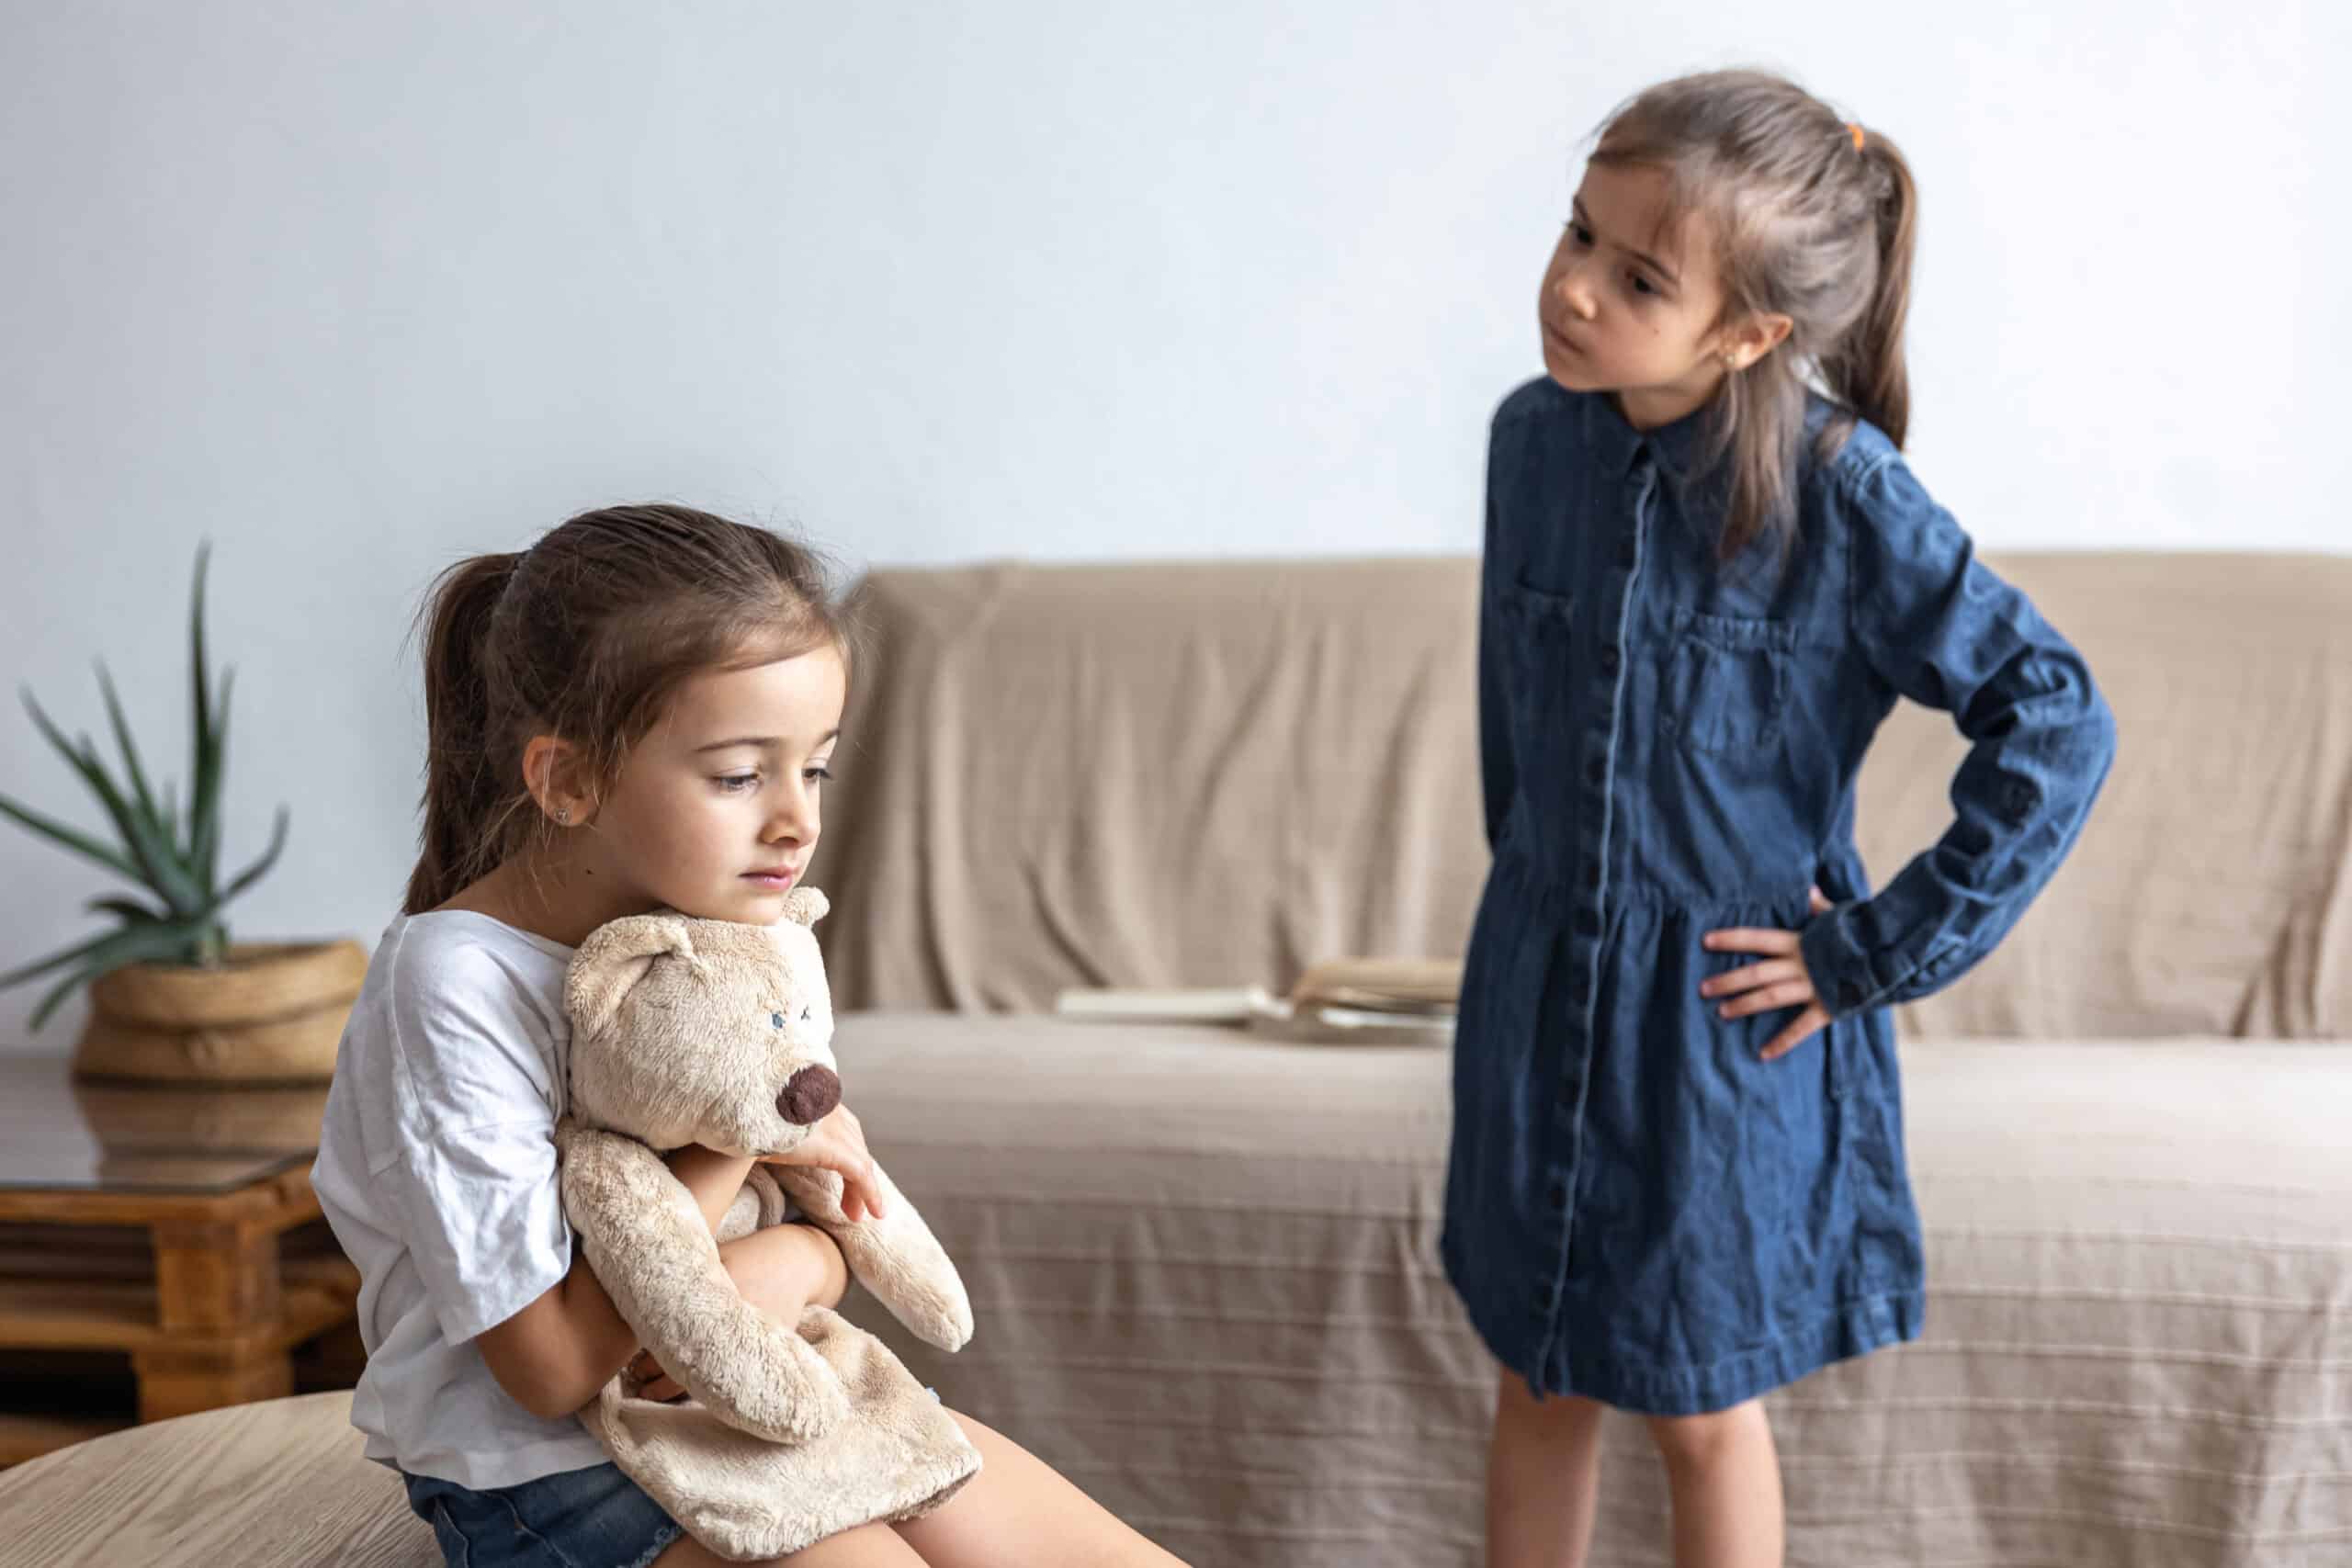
[2, 2, 2346, 1050]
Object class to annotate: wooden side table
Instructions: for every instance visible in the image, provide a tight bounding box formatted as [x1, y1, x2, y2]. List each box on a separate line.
[0, 1057, 360, 1466]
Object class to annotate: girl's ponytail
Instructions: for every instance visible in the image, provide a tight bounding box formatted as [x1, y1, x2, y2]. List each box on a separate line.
[1589, 73, 1925, 558]
[1823, 129, 1918, 450]
[404, 553, 522, 914]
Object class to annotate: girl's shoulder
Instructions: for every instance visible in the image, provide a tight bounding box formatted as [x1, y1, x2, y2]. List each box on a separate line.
[1800, 401, 1968, 560]
[1804, 401, 1905, 497]
[344, 913, 576, 1129]
[368, 911, 573, 1020]
[1491, 375, 1574, 432]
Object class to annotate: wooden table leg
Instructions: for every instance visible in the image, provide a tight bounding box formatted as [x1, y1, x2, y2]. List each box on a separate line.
[128, 1343, 296, 1421]
[132, 1221, 295, 1422]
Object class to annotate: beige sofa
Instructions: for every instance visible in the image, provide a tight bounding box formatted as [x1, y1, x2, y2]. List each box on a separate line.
[6, 553, 2345, 1568]
[809, 554, 2352, 1567]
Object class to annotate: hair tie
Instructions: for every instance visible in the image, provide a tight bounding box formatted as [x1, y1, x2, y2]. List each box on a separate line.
[1847, 122, 1866, 153]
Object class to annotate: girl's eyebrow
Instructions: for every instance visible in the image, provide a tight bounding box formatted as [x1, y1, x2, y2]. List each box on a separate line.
[1572, 196, 1680, 286]
[694, 728, 842, 753]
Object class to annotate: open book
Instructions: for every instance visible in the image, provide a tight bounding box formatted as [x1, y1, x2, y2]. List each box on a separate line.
[1054, 957, 1463, 1044]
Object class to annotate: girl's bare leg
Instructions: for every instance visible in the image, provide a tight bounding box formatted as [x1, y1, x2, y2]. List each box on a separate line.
[889, 1408, 1193, 1568]
[1487, 1368, 1607, 1568]
[1645, 1401, 1784, 1568]
[651, 1521, 930, 1566]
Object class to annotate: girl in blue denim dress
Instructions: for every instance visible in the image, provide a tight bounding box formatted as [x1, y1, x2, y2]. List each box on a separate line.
[1441, 73, 2116, 1568]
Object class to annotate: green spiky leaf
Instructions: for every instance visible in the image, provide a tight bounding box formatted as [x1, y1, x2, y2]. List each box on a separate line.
[188, 546, 220, 888]
[218, 805, 289, 906]
[0, 787, 144, 882]
[18, 691, 185, 901]
[191, 669, 232, 895]
[95, 662, 160, 829]
[86, 895, 169, 925]
[22, 919, 214, 1030]
[0, 923, 133, 990]
[21, 690, 207, 916]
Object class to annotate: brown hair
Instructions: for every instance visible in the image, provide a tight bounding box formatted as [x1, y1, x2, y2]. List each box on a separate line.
[403, 504, 856, 915]
[1590, 69, 1918, 558]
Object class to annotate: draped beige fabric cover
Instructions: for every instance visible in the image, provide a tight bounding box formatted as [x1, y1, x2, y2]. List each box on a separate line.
[813, 554, 2352, 1038]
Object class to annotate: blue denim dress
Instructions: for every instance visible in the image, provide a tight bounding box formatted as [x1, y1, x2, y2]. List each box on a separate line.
[1442, 378, 2116, 1416]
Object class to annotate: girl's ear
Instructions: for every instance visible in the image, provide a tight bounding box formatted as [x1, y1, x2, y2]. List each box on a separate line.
[1718, 310, 1794, 372]
[522, 734, 597, 826]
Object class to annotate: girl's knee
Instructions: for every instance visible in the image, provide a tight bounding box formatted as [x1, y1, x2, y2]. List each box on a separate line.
[1644, 1401, 1765, 1469]
[1495, 1370, 1605, 1432]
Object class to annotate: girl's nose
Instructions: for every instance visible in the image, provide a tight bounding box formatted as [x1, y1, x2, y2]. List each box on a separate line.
[765, 794, 818, 844]
[1555, 269, 1597, 320]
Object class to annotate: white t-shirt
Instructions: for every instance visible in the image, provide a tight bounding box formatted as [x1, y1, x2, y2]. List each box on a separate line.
[311, 910, 610, 1488]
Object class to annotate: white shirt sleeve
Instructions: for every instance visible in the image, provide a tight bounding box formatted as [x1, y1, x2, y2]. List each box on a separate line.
[378, 931, 577, 1345]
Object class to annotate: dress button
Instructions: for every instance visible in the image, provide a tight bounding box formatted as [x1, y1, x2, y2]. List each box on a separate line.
[1586, 757, 1606, 785]
[1599, 647, 1621, 677]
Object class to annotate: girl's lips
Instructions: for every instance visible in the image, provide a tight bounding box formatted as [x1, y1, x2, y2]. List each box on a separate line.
[742, 868, 799, 889]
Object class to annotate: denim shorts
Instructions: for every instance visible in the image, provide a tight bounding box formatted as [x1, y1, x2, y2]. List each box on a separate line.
[402, 1461, 684, 1568]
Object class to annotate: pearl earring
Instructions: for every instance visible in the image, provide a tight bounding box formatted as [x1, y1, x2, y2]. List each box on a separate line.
[555, 807, 571, 826]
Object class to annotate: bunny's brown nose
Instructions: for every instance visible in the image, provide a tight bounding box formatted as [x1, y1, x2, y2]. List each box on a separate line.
[777, 1066, 842, 1126]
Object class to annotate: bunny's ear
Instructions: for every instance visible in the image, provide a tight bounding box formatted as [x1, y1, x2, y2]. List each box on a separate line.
[780, 886, 831, 928]
[566, 910, 696, 1039]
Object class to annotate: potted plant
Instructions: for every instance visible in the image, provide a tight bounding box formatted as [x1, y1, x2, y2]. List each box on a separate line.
[0, 546, 364, 1082]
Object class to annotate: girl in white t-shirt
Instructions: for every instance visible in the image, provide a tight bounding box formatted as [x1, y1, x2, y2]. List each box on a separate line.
[313, 504, 1189, 1568]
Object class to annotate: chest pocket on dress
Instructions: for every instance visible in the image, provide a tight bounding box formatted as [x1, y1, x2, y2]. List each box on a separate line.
[1662, 610, 1800, 755]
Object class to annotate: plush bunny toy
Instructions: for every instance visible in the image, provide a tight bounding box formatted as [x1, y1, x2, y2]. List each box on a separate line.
[557, 887, 978, 1561]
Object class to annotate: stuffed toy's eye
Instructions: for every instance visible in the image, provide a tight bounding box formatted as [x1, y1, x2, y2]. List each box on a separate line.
[772, 1012, 785, 1029]
[799, 1005, 813, 1022]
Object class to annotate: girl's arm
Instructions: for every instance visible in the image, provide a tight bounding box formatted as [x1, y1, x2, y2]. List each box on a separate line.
[1800, 454, 2118, 1017]
[470, 1247, 641, 1420]
[666, 1144, 757, 1233]
[476, 1126, 871, 1418]
[474, 1222, 850, 1417]
[1477, 420, 1519, 848]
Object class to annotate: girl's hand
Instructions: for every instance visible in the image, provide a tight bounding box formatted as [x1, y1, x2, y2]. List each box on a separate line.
[1701, 886, 1836, 1063]
[758, 1103, 888, 1224]
[628, 1348, 685, 1403]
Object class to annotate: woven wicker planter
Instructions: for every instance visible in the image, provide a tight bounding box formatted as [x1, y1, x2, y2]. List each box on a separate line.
[73, 940, 368, 1084]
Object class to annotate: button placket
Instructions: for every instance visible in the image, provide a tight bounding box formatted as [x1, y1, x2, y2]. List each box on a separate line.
[1536, 451, 1653, 1331]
